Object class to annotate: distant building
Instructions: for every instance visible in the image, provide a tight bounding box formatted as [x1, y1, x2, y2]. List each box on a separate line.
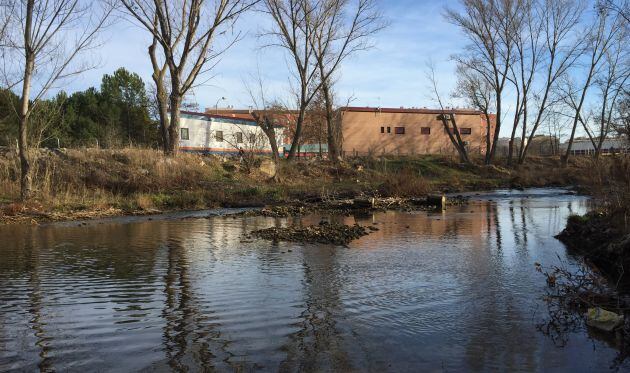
[497, 135, 560, 157]
[340, 107, 495, 156]
[201, 106, 496, 157]
[561, 137, 629, 156]
[178, 111, 283, 155]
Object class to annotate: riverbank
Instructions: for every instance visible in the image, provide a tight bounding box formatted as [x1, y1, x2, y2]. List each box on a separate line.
[0, 147, 595, 224]
[556, 156, 630, 283]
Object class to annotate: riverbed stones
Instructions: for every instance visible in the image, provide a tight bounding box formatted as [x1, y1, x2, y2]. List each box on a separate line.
[251, 221, 372, 245]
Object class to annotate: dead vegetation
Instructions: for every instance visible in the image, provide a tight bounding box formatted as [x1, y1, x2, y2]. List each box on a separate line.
[0, 147, 600, 223]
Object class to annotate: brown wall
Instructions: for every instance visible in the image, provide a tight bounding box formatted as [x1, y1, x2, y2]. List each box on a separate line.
[341, 109, 492, 156]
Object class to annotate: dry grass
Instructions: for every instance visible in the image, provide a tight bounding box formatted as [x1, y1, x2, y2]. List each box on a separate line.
[0, 147, 606, 222]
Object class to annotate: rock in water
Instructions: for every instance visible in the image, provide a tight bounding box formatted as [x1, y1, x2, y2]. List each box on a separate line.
[251, 221, 371, 246]
[586, 307, 624, 332]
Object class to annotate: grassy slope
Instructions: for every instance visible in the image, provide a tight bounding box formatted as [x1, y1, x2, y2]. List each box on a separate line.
[0, 148, 596, 223]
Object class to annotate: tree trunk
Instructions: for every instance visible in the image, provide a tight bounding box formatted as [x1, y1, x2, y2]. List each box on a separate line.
[321, 80, 339, 162]
[19, 3, 35, 201]
[168, 94, 182, 155]
[486, 98, 501, 165]
[287, 104, 306, 160]
[156, 87, 170, 152]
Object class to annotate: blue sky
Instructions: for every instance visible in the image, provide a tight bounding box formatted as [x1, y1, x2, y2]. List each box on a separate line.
[68, 0, 465, 112]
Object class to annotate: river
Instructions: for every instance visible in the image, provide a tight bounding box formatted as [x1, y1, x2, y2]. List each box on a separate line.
[0, 188, 626, 372]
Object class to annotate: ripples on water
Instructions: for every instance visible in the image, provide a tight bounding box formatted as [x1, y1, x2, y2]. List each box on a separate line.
[0, 189, 625, 372]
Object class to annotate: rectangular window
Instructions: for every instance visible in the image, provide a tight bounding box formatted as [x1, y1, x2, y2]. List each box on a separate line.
[421, 127, 431, 135]
[249, 134, 256, 143]
[236, 132, 243, 143]
[180, 128, 189, 140]
[387, 126, 391, 133]
[380, 126, 385, 133]
[460, 128, 472, 135]
[215, 131, 223, 142]
[395, 127, 405, 134]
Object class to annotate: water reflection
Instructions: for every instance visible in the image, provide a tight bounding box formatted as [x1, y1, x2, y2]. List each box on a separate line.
[0, 190, 625, 372]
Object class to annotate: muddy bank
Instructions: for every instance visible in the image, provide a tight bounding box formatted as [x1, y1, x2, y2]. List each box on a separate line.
[556, 212, 630, 283]
[250, 221, 376, 246]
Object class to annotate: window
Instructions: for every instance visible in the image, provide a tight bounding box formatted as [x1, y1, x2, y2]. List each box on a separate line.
[249, 134, 256, 143]
[215, 131, 223, 142]
[394, 127, 405, 134]
[460, 128, 472, 135]
[421, 127, 431, 135]
[387, 126, 391, 133]
[380, 126, 385, 133]
[180, 128, 189, 140]
[236, 132, 243, 143]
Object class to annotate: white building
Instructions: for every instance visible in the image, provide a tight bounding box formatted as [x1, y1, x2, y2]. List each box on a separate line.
[561, 137, 629, 156]
[178, 111, 283, 155]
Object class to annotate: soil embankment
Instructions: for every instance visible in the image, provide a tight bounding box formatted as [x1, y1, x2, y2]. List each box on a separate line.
[0, 148, 595, 224]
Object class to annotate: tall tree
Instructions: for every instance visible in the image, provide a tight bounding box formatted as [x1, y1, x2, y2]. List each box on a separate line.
[518, 0, 585, 164]
[562, 5, 623, 165]
[446, 0, 520, 165]
[101, 67, 154, 145]
[309, 0, 385, 162]
[120, 0, 257, 155]
[1, 0, 113, 200]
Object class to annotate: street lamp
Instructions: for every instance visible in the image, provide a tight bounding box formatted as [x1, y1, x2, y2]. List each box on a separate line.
[215, 97, 226, 114]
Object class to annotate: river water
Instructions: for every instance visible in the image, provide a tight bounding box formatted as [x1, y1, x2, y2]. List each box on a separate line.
[0, 189, 625, 372]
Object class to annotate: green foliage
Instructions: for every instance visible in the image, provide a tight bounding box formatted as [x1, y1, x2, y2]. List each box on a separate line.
[0, 68, 158, 148]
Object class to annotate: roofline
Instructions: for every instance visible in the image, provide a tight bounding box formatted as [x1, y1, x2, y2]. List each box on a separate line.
[180, 110, 257, 124]
[339, 106, 486, 115]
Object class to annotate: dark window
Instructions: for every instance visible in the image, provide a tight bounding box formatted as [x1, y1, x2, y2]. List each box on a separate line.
[387, 126, 391, 133]
[180, 128, 189, 140]
[236, 132, 243, 143]
[249, 134, 256, 143]
[395, 127, 405, 134]
[215, 131, 223, 142]
[460, 128, 472, 135]
[380, 126, 385, 133]
[421, 127, 431, 135]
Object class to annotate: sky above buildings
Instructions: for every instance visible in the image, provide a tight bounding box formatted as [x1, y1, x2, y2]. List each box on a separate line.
[67, 0, 466, 113]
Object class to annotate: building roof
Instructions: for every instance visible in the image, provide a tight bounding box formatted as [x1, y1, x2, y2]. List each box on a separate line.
[180, 110, 257, 124]
[340, 106, 485, 115]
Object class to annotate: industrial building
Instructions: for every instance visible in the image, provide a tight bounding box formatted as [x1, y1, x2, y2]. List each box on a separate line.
[178, 111, 283, 155]
[561, 138, 629, 156]
[188, 106, 494, 157]
[340, 107, 494, 156]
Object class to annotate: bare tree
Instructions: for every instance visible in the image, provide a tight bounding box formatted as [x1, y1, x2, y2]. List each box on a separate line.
[598, 0, 630, 22]
[562, 5, 623, 166]
[1, 0, 113, 200]
[592, 26, 629, 157]
[120, 0, 258, 155]
[245, 73, 285, 166]
[261, 0, 320, 160]
[427, 61, 471, 164]
[504, 0, 544, 165]
[309, 0, 385, 163]
[518, 0, 586, 164]
[446, 0, 521, 165]
[455, 63, 496, 159]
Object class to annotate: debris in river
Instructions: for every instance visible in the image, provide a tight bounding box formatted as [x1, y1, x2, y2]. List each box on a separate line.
[587, 308, 624, 332]
[251, 221, 372, 245]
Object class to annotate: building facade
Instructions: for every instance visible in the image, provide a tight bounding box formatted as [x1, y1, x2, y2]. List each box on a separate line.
[561, 138, 629, 156]
[179, 111, 283, 155]
[340, 107, 494, 156]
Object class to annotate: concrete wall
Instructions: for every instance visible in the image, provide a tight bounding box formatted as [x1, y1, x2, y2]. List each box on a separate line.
[179, 113, 283, 154]
[341, 109, 491, 156]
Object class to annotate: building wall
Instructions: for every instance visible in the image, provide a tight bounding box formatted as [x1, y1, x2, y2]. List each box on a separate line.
[341, 109, 492, 156]
[561, 138, 629, 155]
[179, 113, 282, 154]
